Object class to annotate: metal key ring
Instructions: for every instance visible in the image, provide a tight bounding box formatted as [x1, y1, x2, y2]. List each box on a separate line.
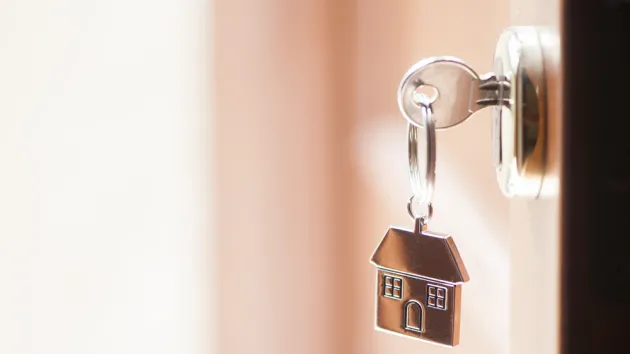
[407, 103, 436, 222]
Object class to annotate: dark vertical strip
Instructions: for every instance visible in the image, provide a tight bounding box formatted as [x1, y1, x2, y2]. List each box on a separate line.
[562, 1, 630, 353]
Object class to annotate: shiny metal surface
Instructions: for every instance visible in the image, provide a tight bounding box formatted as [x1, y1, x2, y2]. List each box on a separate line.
[370, 218, 469, 347]
[406, 196, 433, 224]
[398, 57, 482, 129]
[398, 26, 547, 198]
[491, 27, 547, 198]
[378, 26, 550, 349]
[407, 104, 436, 209]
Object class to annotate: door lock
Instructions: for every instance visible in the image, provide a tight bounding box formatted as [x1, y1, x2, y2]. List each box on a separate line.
[398, 26, 547, 198]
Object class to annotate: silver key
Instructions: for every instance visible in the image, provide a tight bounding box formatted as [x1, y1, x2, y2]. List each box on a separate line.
[398, 27, 547, 199]
[398, 56, 508, 129]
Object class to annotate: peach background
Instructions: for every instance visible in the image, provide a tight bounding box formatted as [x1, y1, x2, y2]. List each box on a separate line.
[211, 0, 563, 353]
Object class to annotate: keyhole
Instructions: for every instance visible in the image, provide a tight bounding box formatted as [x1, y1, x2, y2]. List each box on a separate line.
[412, 85, 439, 106]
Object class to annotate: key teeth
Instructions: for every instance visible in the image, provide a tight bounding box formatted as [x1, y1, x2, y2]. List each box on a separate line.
[477, 76, 510, 108]
[476, 98, 510, 107]
[478, 80, 511, 91]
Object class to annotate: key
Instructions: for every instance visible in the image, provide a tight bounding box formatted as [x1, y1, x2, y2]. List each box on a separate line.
[371, 91, 470, 347]
[397, 56, 509, 129]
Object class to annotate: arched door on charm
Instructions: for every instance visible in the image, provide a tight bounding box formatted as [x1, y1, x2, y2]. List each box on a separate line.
[404, 300, 424, 333]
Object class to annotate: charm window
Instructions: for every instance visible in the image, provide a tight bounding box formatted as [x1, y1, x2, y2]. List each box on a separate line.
[427, 284, 447, 310]
[383, 275, 403, 300]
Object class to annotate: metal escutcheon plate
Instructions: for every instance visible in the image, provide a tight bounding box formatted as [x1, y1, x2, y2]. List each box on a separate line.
[493, 27, 547, 198]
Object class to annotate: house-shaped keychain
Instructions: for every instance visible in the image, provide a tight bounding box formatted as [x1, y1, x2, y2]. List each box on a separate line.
[370, 219, 470, 347]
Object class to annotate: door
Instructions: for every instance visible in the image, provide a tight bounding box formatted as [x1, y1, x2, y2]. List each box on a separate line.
[509, 1, 630, 353]
[508, 2, 562, 354]
[404, 300, 424, 333]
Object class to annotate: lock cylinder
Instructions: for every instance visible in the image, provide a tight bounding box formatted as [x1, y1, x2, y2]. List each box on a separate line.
[491, 27, 547, 198]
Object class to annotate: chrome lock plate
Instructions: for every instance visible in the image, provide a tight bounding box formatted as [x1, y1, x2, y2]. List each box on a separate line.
[491, 27, 546, 198]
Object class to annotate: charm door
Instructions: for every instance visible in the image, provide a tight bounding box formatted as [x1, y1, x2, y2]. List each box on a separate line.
[404, 301, 424, 333]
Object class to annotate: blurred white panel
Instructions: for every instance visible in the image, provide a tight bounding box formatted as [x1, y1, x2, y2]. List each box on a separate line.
[0, 0, 211, 353]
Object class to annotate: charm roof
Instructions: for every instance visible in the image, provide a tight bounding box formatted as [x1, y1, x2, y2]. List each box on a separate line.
[370, 223, 470, 284]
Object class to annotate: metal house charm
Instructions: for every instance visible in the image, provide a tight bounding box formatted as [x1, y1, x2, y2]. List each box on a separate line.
[370, 218, 470, 347]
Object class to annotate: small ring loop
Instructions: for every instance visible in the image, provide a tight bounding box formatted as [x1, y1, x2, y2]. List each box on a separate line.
[407, 196, 433, 224]
[408, 104, 436, 207]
